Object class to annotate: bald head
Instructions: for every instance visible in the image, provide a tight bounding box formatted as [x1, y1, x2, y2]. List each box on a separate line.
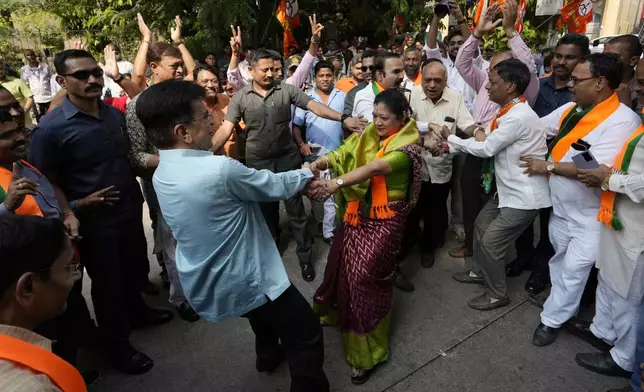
[421, 60, 448, 102]
[490, 51, 513, 69]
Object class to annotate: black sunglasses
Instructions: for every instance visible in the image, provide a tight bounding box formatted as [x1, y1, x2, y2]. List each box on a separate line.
[360, 65, 374, 72]
[61, 67, 104, 81]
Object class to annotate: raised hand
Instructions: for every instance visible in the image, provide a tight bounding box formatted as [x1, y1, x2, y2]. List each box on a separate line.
[170, 15, 182, 45]
[78, 185, 120, 210]
[230, 25, 242, 55]
[72, 39, 85, 50]
[309, 14, 324, 42]
[474, 3, 502, 37]
[2, 162, 38, 212]
[137, 13, 152, 41]
[502, 0, 518, 33]
[102, 45, 120, 80]
[448, 0, 464, 20]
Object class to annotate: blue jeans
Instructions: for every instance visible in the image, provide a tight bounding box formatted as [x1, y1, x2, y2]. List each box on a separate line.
[632, 304, 644, 391]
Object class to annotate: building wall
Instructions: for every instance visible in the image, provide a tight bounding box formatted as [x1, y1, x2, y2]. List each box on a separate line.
[600, 0, 644, 36]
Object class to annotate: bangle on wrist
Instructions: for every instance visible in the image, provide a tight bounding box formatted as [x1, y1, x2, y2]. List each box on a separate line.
[472, 31, 483, 40]
[142, 39, 151, 44]
[505, 29, 518, 38]
[298, 142, 305, 147]
[340, 113, 350, 123]
[64, 212, 76, 218]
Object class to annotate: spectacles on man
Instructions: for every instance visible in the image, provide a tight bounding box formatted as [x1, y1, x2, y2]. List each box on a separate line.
[33, 262, 83, 276]
[360, 65, 374, 72]
[61, 68, 104, 81]
[569, 76, 596, 85]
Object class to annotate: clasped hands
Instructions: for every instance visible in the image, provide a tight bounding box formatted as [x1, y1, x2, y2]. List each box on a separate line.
[301, 161, 339, 202]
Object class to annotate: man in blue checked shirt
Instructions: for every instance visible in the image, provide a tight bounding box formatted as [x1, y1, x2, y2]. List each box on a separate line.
[293, 60, 346, 243]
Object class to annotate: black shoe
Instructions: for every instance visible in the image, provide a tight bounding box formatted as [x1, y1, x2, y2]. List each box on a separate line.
[81, 369, 102, 386]
[141, 280, 159, 296]
[506, 257, 532, 277]
[131, 308, 174, 329]
[256, 348, 286, 373]
[301, 263, 316, 282]
[176, 301, 200, 322]
[394, 272, 414, 292]
[532, 323, 559, 347]
[565, 318, 613, 352]
[109, 346, 154, 375]
[525, 270, 550, 295]
[452, 271, 484, 285]
[575, 352, 633, 378]
[420, 251, 435, 268]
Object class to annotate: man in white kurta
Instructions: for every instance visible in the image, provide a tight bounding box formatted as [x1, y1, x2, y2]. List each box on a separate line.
[522, 54, 642, 347]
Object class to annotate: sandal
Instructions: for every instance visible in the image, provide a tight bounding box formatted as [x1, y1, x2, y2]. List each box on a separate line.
[350, 367, 372, 385]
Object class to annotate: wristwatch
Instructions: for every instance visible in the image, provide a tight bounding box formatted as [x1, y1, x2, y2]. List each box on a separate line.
[506, 29, 518, 39]
[336, 178, 344, 188]
[601, 174, 612, 191]
[113, 74, 125, 84]
[546, 163, 556, 174]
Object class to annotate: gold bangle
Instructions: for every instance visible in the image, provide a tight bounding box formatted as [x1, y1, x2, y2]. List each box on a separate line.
[323, 155, 331, 169]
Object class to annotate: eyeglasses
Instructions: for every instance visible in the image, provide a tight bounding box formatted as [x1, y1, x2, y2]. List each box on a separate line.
[568, 76, 596, 85]
[33, 262, 83, 276]
[360, 65, 374, 72]
[61, 68, 104, 81]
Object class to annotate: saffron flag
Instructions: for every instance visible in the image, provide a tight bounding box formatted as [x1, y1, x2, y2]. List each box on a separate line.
[275, 0, 300, 57]
[560, 0, 592, 34]
[471, 0, 528, 34]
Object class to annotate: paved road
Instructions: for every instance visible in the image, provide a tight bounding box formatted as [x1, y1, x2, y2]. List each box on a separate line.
[81, 205, 629, 392]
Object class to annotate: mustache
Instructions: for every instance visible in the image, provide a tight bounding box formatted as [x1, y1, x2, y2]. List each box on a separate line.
[11, 140, 26, 150]
[85, 84, 102, 91]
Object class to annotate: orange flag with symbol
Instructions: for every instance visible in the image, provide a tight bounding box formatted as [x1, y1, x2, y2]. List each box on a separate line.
[560, 0, 592, 34]
[275, 0, 300, 58]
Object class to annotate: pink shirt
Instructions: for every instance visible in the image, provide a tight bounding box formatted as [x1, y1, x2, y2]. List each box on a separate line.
[455, 35, 539, 126]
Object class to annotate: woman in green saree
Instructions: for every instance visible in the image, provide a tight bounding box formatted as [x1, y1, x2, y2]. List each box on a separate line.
[309, 89, 423, 384]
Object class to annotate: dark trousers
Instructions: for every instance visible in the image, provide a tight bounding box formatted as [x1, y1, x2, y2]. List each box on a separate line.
[531, 207, 555, 273]
[248, 153, 312, 266]
[245, 285, 329, 392]
[407, 180, 451, 253]
[76, 216, 150, 349]
[33, 101, 51, 122]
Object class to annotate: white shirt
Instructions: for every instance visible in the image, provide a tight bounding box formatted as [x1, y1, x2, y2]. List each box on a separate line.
[424, 43, 489, 114]
[352, 83, 377, 121]
[20, 63, 53, 103]
[447, 101, 552, 210]
[541, 101, 642, 227]
[410, 86, 474, 183]
[103, 60, 134, 98]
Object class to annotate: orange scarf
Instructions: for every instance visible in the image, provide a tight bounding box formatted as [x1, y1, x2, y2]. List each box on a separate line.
[490, 96, 526, 132]
[551, 93, 621, 162]
[344, 132, 398, 226]
[0, 160, 43, 217]
[0, 334, 87, 392]
[597, 124, 644, 230]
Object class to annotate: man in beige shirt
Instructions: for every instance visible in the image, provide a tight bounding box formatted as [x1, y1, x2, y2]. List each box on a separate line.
[0, 215, 85, 391]
[408, 58, 474, 268]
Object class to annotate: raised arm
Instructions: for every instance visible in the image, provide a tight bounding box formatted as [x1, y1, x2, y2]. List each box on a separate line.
[132, 13, 152, 89]
[223, 159, 313, 202]
[227, 25, 249, 91]
[171, 16, 196, 81]
[286, 16, 323, 88]
[103, 45, 142, 99]
[425, 15, 440, 54]
[125, 100, 158, 170]
[449, 0, 471, 40]
[503, 0, 538, 105]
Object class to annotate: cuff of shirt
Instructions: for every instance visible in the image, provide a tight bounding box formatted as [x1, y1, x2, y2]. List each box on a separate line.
[299, 168, 314, 179]
[608, 173, 626, 193]
[69, 200, 80, 214]
[0, 203, 12, 216]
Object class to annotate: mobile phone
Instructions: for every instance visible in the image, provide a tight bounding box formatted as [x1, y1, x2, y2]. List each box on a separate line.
[572, 150, 600, 169]
[310, 145, 322, 154]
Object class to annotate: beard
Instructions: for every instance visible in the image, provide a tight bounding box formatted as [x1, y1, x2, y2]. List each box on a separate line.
[405, 66, 419, 77]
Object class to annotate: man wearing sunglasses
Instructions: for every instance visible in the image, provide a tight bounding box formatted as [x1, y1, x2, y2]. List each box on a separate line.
[342, 49, 376, 118]
[521, 54, 642, 352]
[29, 49, 173, 375]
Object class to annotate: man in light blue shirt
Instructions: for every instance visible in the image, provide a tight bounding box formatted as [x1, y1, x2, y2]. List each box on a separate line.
[135, 80, 329, 392]
[293, 61, 345, 242]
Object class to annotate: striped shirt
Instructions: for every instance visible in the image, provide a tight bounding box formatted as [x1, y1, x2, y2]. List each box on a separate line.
[0, 325, 61, 391]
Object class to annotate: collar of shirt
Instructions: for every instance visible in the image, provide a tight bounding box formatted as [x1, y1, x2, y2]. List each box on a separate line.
[246, 82, 282, 97]
[542, 74, 568, 91]
[159, 149, 213, 160]
[61, 97, 110, 120]
[0, 325, 51, 351]
[309, 87, 341, 105]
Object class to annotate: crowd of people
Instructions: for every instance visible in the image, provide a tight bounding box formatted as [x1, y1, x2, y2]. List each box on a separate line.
[1, 0, 644, 391]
